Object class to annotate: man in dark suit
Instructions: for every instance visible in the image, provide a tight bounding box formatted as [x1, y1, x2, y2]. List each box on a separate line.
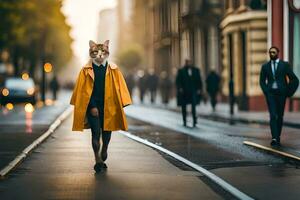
[260, 46, 299, 146]
[176, 59, 203, 127]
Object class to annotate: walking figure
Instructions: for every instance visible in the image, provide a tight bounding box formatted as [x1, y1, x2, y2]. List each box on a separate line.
[147, 68, 159, 104]
[50, 75, 60, 100]
[159, 71, 172, 105]
[206, 70, 221, 112]
[176, 59, 203, 127]
[138, 71, 147, 103]
[260, 46, 299, 146]
[70, 40, 132, 172]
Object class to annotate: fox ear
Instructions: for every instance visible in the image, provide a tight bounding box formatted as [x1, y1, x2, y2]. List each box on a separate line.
[103, 40, 109, 47]
[89, 40, 97, 48]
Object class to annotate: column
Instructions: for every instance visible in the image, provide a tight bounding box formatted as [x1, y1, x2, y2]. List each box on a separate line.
[271, 0, 283, 59]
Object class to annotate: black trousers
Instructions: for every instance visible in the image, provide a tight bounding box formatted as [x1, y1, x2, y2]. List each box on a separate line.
[209, 93, 217, 110]
[87, 104, 111, 154]
[181, 94, 197, 125]
[266, 89, 286, 141]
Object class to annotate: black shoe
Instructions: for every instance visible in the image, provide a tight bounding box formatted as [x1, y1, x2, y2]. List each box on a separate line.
[270, 139, 277, 146]
[102, 163, 108, 169]
[93, 163, 103, 173]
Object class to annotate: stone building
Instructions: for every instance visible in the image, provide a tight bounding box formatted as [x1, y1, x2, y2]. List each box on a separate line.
[132, 0, 224, 81]
[220, 0, 268, 111]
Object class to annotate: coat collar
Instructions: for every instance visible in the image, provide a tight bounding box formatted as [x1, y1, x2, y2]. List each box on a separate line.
[83, 59, 118, 80]
[83, 59, 118, 69]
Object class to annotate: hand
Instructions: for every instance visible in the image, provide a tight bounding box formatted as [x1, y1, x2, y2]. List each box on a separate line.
[90, 107, 99, 117]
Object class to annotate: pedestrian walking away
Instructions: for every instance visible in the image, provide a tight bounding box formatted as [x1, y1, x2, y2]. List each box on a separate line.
[176, 59, 203, 127]
[147, 68, 159, 104]
[138, 70, 147, 103]
[50, 75, 60, 101]
[159, 70, 173, 105]
[259, 46, 299, 146]
[206, 70, 221, 112]
[70, 40, 132, 173]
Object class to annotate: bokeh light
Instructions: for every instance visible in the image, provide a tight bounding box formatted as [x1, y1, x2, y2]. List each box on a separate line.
[26, 88, 35, 95]
[6, 103, 14, 110]
[24, 103, 35, 113]
[45, 99, 54, 106]
[22, 73, 29, 80]
[2, 88, 9, 96]
[44, 63, 53, 73]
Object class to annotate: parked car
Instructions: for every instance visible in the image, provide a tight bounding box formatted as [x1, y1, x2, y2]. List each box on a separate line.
[0, 77, 37, 105]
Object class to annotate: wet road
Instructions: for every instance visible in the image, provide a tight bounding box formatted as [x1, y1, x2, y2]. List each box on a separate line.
[126, 107, 300, 200]
[0, 91, 70, 170]
[0, 116, 220, 200]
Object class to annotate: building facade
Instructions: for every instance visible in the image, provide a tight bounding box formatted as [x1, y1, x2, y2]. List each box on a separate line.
[220, 0, 268, 111]
[268, 0, 300, 111]
[132, 0, 224, 84]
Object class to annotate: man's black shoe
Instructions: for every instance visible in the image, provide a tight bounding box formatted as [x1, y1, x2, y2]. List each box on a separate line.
[270, 139, 277, 146]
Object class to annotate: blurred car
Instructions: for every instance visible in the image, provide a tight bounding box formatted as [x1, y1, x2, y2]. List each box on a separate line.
[0, 77, 37, 105]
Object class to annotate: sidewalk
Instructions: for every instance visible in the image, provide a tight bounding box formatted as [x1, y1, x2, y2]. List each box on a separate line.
[133, 93, 300, 128]
[0, 116, 221, 200]
[130, 94, 300, 162]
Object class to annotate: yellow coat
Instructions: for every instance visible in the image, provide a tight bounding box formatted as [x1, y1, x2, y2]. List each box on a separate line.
[70, 60, 132, 132]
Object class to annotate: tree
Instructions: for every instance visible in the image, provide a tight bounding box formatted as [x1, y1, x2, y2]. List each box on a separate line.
[117, 44, 143, 73]
[0, 0, 73, 78]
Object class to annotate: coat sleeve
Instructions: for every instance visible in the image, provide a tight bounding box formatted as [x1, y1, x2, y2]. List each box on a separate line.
[70, 69, 84, 105]
[117, 70, 132, 107]
[286, 62, 299, 97]
[259, 64, 268, 95]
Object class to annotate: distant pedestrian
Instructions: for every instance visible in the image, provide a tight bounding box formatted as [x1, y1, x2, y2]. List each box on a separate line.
[147, 68, 159, 103]
[260, 46, 299, 146]
[176, 59, 203, 127]
[138, 71, 147, 103]
[206, 70, 221, 112]
[125, 72, 135, 97]
[70, 40, 132, 173]
[159, 71, 172, 105]
[50, 75, 60, 100]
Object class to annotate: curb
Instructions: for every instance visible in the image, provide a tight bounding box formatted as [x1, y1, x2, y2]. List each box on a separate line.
[119, 130, 254, 200]
[0, 106, 73, 179]
[243, 141, 300, 163]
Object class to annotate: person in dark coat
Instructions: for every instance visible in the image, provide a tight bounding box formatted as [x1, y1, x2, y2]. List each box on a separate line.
[138, 71, 148, 103]
[147, 68, 159, 104]
[50, 75, 60, 100]
[176, 59, 203, 127]
[159, 71, 173, 105]
[206, 70, 221, 112]
[260, 46, 299, 146]
[125, 72, 135, 97]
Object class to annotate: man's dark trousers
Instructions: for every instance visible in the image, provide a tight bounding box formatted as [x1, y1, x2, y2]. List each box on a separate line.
[181, 93, 197, 126]
[266, 89, 286, 142]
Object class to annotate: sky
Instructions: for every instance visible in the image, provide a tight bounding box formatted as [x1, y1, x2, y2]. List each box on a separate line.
[61, 0, 117, 65]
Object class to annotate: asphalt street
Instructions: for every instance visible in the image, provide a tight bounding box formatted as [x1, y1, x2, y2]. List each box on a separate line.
[0, 92, 300, 199]
[125, 105, 300, 200]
